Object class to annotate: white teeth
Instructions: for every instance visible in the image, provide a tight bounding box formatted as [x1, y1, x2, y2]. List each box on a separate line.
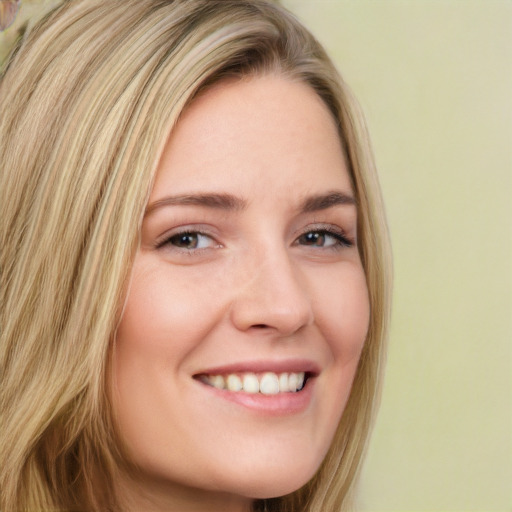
[296, 372, 305, 390]
[242, 373, 259, 393]
[288, 372, 299, 392]
[226, 374, 242, 392]
[288, 372, 305, 392]
[202, 371, 307, 394]
[279, 372, 290, 392]
[259, 372, 279, 395]
[211, 375, 225, 390]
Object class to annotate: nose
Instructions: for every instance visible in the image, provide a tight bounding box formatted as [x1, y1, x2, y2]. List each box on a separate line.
[229, 248, 314, 336]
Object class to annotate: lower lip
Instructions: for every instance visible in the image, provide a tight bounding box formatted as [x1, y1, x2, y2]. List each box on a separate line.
[197, 378, 315, 415]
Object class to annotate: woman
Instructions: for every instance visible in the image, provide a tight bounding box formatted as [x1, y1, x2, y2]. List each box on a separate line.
[0, 1, 392, 510]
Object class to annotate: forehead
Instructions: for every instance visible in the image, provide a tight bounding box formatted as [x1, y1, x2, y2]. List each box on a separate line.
[151, 74, 352, 204]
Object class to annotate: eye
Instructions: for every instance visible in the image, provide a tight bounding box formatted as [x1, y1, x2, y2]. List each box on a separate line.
[157, 231, 217, 250]
[296, 228, 353, 249]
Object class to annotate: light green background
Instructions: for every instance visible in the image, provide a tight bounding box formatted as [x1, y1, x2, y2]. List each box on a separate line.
[2, 1, 511, 511]
[281, 1, 512, 511]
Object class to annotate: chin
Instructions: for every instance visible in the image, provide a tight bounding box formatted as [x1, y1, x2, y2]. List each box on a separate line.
[215, 456, 322, 500]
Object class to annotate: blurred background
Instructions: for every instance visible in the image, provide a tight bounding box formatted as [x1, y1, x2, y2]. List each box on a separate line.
[2, 1, 511, 511]
[281, 1, 511, 511]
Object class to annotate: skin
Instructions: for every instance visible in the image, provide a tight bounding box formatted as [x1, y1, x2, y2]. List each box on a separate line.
[112, 74, 370, 512]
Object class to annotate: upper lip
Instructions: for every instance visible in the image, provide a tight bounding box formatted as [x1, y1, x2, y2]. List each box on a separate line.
[193, 359, 321, 377]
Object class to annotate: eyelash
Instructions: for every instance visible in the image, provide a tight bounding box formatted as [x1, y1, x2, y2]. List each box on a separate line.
[294, 225, 354, 250]
[155, 229, 217, 251]
[155, 225, 354, 253]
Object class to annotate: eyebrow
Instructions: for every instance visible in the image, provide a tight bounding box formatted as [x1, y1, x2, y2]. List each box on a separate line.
[145, 193, 247, 216]
[298, 191, 356, 213]
[144, 190, 356, 217]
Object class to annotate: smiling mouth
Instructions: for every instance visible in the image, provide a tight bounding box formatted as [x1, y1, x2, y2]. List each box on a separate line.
[196, 371, 311, 395]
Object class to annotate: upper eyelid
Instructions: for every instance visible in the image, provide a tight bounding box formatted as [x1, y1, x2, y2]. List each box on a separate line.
[153, 221, 354, 247]
[154, 227, 219, 249]
[297, 230, 352, 245]
[294, 222, 353, 238]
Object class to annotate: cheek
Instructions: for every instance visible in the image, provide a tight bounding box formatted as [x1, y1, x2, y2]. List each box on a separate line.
[301, 262, 369, 469]
[115, 269, 173, 367]
[313, 261, 370, 361]
[111, 260, 220, 471]
[116, 259, 221, 359]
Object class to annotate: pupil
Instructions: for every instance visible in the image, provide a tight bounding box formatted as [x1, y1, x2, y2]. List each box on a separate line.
[176, 233, 197, 248]
[305, 232, 323, 245]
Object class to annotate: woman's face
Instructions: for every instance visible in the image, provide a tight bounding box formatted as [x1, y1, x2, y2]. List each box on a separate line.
[113, 75, 369, 510]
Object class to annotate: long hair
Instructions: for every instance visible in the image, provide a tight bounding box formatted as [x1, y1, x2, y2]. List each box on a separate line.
[0, 1, 392, 510]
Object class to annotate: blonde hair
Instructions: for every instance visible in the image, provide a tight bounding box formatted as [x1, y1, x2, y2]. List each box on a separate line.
[0, 1, 392, 510]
